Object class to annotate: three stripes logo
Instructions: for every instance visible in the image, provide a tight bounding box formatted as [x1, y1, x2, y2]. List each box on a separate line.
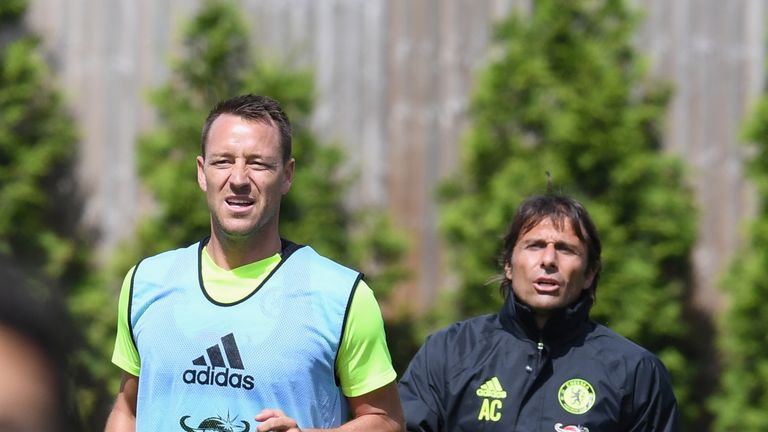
[476, 376, 507, 399]
[182, 333, 255, 390]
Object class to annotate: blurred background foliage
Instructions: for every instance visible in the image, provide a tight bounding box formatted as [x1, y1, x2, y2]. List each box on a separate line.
[709, 78, 768, 430]
[2, 0, 765, 430]
[0, 0, 83, 281]
[0, 0, 111, 428]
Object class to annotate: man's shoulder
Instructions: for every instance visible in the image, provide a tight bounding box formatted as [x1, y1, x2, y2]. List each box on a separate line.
[285, 243, 361, 276]
[587, 322, 665, 364]
[134, 241, 201, 273]
[425, 314, 501, 351]
[278, 244, 363, 301]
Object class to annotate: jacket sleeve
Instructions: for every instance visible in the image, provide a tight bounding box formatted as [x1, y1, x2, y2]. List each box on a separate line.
[626, 355, 680, 432]
[398, 334, 445, 432]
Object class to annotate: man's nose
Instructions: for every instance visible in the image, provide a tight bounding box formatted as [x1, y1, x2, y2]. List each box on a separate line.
[540, 244, 557, 269]
[229, 162, 249, 187]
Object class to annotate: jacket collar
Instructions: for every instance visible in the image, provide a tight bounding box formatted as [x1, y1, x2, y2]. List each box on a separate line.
[498, 290, 593, 344]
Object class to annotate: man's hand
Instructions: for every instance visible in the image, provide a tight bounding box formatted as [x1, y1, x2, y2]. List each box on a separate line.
[104, 373, 138, 432]
[255, 409, 302, 432]
[255, 382, 403, 432]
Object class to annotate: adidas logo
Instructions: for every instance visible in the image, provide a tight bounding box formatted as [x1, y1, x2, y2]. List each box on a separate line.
[476, 377, 507, 399]
[182, 333, 255, 390]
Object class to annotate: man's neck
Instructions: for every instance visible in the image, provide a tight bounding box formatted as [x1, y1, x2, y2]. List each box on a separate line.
[533, 312, 550, 330]
[206, 231, 282, 270]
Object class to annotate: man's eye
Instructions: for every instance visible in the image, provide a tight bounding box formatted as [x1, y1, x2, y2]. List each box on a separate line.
[249, 161, 271, 170]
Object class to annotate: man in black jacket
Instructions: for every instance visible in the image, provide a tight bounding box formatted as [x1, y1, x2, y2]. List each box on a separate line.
[398, 193, 679, 431]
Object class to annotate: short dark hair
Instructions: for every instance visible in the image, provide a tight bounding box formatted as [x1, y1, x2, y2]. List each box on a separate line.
[499, 194, 602, 299]
[200, 94, 292, 162]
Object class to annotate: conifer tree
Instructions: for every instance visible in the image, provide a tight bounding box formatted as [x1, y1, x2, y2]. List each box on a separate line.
[0, 0, 84, 281]
[710, 89, 768, 430]
[439, 0, 701, 424]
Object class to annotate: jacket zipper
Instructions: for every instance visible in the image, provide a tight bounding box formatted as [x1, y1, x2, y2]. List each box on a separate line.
[536, 340, 545, 370]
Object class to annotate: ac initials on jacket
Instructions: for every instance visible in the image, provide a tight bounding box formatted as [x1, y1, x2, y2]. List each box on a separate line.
[478, 398, 503, 421]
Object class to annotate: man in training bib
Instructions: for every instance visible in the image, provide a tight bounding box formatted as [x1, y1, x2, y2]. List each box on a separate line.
[106, 94, 404, 432]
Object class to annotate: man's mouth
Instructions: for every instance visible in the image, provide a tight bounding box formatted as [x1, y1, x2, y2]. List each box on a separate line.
[226, 197, 254, 208]
[534, 277, 560, 292]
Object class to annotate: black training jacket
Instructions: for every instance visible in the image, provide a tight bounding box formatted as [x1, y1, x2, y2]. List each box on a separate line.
[398, 293, 679, 432]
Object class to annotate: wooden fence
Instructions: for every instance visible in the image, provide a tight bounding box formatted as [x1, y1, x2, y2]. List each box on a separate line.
[24, 0, 766, 314]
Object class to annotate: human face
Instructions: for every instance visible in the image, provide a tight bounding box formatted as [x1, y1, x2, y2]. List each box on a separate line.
[197, 114, 294, 241]
[0, 326, 58, 432]
[504, 218, 595, 319]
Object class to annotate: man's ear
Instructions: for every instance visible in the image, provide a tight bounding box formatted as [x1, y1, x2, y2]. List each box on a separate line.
[281, 158, 295, 195]
[583, 268, 597, 291]
[504, 262, 513, 280]
[196, 156, 207, 192]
